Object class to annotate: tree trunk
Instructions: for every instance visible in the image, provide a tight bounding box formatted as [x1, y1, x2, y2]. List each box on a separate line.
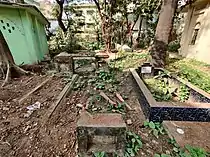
[0, 30, 31, 87]
[151, 0, 178, 68]
[131, 14, 140, 47]
[55, 0, 67, 33]
[93, 0, 116, 53]
[137, 17, 143, 40]
[105, 24, 112, 53]
[133, 16, 143, 49]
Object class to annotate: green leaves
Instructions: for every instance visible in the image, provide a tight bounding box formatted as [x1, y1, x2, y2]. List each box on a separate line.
[107, 102, 125, 113]
[154, 154, 171, 157]
[167, 138, 209, 157]
[167, 59, 210, 94]
[149, 121, 156, 129]
[144, 77, 174, 102]
[93, 151, 107, 157]
[178, 84, 190, 102]
[143, 121, 165, 138]
[184, 145, 209, 157]
[125, 131, 143, 157]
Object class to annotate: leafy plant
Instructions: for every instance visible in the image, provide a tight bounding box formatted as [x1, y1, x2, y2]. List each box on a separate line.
[143, 121, 165, 138]
[124, 132, 143, 157]
[86, 42, 103, 51]
[167, 40, 180, 52]
[95, 83, 105, 90]
[178, 84, 190, 102]
[167, 59, 210, 94]
[96, 70, 115, 83]
[144, 70, 177, 101]
[107, 102, 125, 113]
[184, 145, 209, 157]
[145, 77, 175, 101]
[168, 138, 210, 157]
[93, 151, 107, 157]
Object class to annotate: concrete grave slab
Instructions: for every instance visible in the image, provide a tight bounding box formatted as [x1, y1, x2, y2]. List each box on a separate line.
[77, 112, 126, 157]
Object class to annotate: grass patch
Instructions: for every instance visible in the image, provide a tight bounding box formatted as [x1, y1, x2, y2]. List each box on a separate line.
[167, 58, 210, 93]
[109, 52, 148, 70]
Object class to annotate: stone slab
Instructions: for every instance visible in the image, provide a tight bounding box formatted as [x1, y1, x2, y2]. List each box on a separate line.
[77, 112, 126, 157]
[77, 112, 126, 128]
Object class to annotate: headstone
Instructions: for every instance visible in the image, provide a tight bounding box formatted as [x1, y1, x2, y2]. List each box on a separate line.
[54, 52, 74, 73]
[139, 62, 154, 78]
[77, 112, 126, 157]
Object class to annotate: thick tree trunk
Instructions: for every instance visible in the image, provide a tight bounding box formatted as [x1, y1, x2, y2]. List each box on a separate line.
[151, 0, 178, 68]
[0, 31, 31, 87]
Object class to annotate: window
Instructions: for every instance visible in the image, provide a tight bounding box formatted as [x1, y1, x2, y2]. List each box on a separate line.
[75, 11, 83, 16]
[190, 22, 201, 45]
[87, 10, 94, 15]
[86, 23, 94, 29]
[78, 22, 85, 26]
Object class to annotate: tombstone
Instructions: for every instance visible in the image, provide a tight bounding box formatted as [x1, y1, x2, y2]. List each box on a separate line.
[77, 112, 126, 157]
[139, 62, 154, 79]
[54, 52, 74, 73]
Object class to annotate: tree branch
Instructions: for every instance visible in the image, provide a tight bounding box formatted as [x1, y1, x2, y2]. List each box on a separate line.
[55, 0, 67, 32]
[93, 0, 103, 20]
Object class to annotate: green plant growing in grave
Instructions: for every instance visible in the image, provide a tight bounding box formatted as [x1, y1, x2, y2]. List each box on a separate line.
[93, 151, 107, 157]
[178, 84, 190, 102]
[96, 70, 117, 84]
[95, 82, 105, 90]
[184, 145, 209, 157]
[107, 102, 125, 113]
[124, 131, 143, 157]
[143, 121, 165, 138]
[155, 78, 173, 101]
[167, 59, 210, 94]
[145, 78, 174, 101]
[144, 71, 177, 101]
[167, 138, 210, 157]
[93, 69, 119, 90]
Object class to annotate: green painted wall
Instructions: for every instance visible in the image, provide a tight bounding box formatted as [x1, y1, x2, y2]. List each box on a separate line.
[0, 7, 48, 65]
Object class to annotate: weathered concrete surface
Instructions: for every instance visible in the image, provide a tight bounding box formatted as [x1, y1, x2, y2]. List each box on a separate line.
[164, 121, 210, 152]
[77, 112, 126, 157]
[54, 52, 74, 72]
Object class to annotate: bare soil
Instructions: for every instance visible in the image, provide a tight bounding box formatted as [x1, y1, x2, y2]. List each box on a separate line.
[164, 121, 210, 152]
[1, 68, 202, 157]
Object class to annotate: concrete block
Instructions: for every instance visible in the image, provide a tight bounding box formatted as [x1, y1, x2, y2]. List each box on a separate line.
[77, 112, 126, 157]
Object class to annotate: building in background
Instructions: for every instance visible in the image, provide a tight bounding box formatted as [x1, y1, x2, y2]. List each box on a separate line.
[71, 3, 98, 41]
[180, 0, 210, 64]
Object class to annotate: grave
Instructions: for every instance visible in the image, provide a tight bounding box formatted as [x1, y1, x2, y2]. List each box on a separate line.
[54, 52, 98, 74]
[77, 112, 126, 157]
[54, 52, 74, 72]
[130, 66, 210, 122]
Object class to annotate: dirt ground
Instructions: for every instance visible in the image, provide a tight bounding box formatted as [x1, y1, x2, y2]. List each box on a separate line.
[1, 66, 209, 157]
[0, 75, 67, 157]
[164, 121, 210, 152]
